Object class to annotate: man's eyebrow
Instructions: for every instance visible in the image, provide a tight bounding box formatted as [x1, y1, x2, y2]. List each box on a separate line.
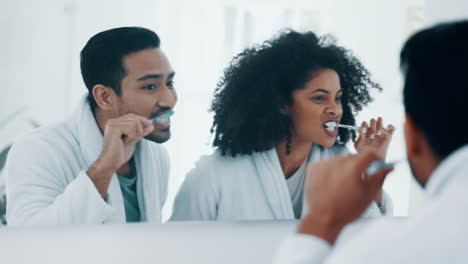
[137, 74, 164, 81]
[137, 71, 176, 81]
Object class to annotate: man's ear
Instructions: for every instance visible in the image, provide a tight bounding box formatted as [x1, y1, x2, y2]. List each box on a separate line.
[404, 114, 441, 187]
[92, 84, 116, 111]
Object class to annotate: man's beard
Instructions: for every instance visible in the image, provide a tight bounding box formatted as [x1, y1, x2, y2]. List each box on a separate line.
[144, 129, 171, 143]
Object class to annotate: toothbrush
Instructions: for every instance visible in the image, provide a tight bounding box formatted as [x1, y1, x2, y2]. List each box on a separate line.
[366, 160, 399, 175]
[149, 110, 174, 123]
[326, 122, 390, 135]
[142, 110, 174, 127]
[336, 124, 362, 131]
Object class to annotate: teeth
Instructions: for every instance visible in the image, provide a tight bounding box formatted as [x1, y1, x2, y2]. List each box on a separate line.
[156, 117, 170, 125]
[324, 121, 337, 132]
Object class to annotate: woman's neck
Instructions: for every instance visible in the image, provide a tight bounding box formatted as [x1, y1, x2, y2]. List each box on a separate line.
[275, 138, 313, 179]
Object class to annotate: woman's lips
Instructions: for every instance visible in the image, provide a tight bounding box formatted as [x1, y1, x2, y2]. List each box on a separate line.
[323, 121, 339, 137]
[324, 126, 338, 137]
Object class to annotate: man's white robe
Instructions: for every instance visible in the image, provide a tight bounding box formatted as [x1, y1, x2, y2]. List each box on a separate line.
[274, 144, 468, 264]
[5, 96, 170, 226]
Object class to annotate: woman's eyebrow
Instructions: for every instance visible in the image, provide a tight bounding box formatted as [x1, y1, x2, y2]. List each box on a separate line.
[308, 89, 342, 94]
[309, 89, 329, 94]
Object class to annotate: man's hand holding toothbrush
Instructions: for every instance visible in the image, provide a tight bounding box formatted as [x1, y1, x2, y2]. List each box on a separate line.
[87, 114, 154, 199]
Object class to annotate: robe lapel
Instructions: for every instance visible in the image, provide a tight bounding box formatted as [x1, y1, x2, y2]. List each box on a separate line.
[76, 95, 125, 223]
[252, 148, 294, 219]
[134, 140, 162, 222]
[300, 144, 326, 217]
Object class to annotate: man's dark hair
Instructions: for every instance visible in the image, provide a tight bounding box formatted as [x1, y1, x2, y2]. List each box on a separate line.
[80, 27, 161, 110]
[401, 20, 468, 159]
[210, 30, 381, 157]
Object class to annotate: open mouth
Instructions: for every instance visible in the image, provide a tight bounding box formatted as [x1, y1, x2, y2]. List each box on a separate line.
[155, 117, 170, 127]
[323, 121, 339, 137]
[151, 111, 173, 128]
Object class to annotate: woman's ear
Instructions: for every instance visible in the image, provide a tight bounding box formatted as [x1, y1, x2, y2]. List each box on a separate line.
[92, 84, 116, 111]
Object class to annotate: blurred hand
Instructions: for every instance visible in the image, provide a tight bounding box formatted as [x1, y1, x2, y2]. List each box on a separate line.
[299, 151, 393, 244]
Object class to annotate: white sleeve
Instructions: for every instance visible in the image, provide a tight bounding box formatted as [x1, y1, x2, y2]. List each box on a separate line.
[274, 234, 332, 264]
[5, 138, 115, 226]
[170, 159, 218, 221]
[158, 146, 171, 205]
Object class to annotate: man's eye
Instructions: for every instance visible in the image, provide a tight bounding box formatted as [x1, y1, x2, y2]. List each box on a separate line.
[336, 96, 342, 102]
[143, 84, 157, 90]
[167, 81, 175, 87]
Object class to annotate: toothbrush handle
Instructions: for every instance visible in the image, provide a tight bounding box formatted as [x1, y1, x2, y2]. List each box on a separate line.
[337, 124, 361, 131]
[339, 124, 390, 135]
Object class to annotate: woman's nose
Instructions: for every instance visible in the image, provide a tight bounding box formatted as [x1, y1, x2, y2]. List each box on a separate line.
[325, 101, 341, 116]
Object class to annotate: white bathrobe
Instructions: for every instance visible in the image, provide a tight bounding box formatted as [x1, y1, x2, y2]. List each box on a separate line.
[171, 144, 392, 221]
[5, 95, 170, 226]
[274, 144, 468, 264]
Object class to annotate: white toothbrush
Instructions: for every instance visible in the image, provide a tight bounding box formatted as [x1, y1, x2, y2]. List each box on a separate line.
[325, 122, 390, 135]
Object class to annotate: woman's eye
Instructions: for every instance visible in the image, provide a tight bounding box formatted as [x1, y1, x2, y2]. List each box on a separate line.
[167, 81, 175, 88]
[313, 96, 326, 101]
[143, 84, 157, 90]
[336, 96, 342, 102]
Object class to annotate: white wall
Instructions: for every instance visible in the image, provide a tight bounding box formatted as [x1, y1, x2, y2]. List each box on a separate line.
[426, 0, 468, 25]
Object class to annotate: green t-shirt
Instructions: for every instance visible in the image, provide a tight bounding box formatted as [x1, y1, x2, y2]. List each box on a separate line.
[117, 160, 141, 222]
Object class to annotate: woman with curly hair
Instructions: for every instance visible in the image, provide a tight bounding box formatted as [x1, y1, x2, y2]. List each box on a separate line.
[171, 30, 395, 221]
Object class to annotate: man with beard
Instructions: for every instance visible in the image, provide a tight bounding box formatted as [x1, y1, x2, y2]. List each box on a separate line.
[5, 27, 177, 225]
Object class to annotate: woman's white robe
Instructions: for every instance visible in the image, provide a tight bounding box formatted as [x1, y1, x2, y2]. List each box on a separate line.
[171, 144, 392, 221]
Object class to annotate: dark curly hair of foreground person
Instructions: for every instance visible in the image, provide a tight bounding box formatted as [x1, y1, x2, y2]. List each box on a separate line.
[210, 30, 382, 157]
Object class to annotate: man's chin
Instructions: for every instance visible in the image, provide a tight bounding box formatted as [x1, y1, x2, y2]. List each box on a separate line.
[144, 132, 171, 143]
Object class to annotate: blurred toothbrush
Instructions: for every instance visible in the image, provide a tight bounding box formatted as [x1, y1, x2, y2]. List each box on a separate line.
[324, 121, 390, 135]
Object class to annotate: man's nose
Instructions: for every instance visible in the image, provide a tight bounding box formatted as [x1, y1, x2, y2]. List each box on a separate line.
[158, 86, 177, 108]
